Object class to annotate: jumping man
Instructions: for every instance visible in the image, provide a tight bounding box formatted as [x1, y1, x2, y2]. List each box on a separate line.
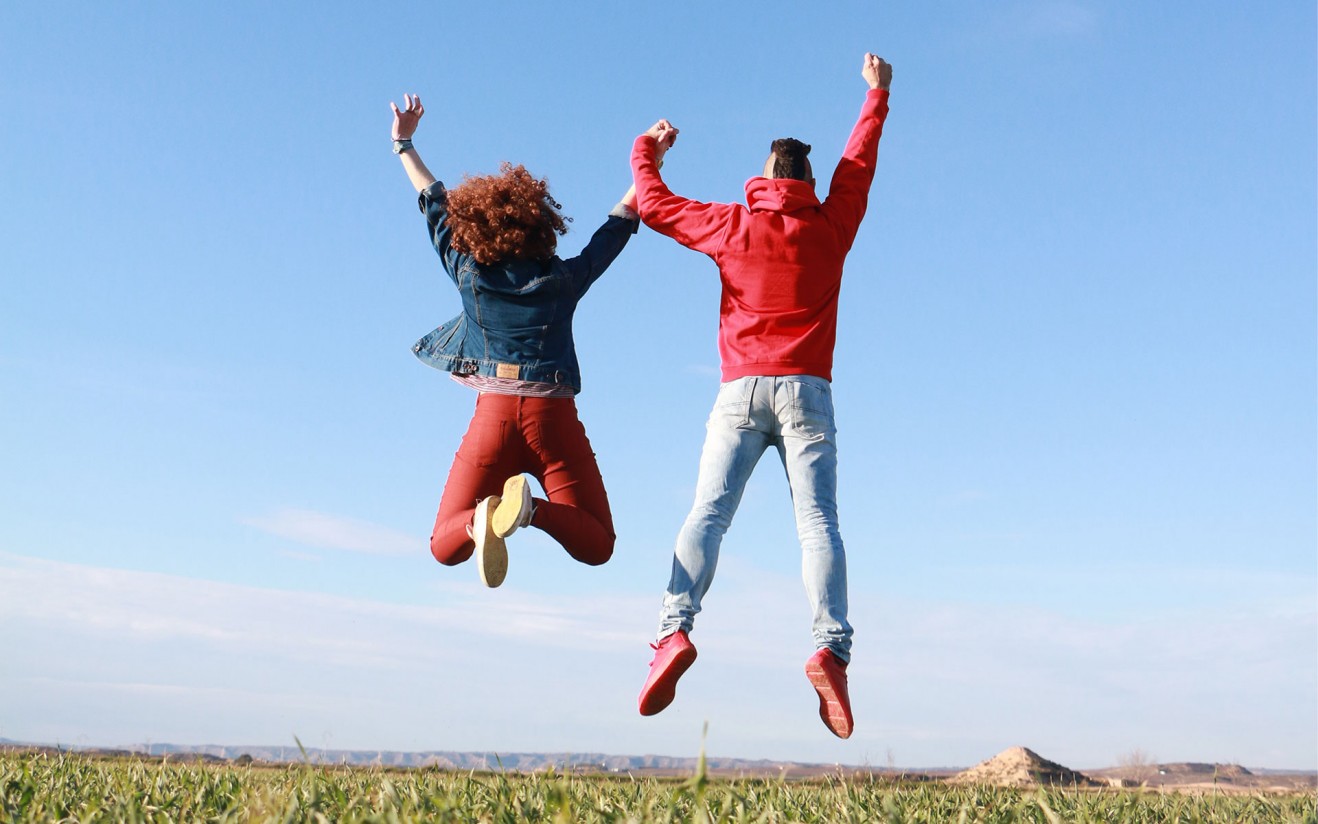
[631, 53, 893, 738]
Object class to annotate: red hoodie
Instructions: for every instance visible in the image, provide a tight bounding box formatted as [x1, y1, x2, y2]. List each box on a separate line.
[631, 89, 890, 382]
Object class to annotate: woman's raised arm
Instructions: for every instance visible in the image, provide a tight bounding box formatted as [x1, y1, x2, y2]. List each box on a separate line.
[391, 93, 437, 193]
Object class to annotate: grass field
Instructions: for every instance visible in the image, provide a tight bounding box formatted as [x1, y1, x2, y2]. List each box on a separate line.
[2, 752, 1314, 823]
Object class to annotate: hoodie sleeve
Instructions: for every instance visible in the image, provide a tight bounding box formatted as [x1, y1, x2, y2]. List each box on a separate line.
[819, 88, 890, 250]
[631, 135, 736, 258]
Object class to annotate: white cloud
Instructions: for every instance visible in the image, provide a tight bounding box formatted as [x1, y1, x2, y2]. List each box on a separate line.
[0, 551, 650, 660]
[241, 508, 423, 557]
[0, 551, 674, 754]
[939, 489, 991, 505]
[0, 551, 1312, 768]
[683, 363, 722, 378]
[976, 1, 1100, 43]
[1023, 1, 1099, 37]
[20, 677, 337, 709]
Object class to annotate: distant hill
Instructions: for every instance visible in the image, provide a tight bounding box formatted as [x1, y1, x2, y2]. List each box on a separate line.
[0, 740, 861, 777]
[2, 739, 1313, 789]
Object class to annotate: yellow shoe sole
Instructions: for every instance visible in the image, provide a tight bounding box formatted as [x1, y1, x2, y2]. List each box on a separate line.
[474, 496, 507, 588]
[492, 475, 532, 538]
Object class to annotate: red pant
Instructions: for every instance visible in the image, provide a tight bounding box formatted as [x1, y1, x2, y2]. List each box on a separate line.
[430, 393, 615, 567]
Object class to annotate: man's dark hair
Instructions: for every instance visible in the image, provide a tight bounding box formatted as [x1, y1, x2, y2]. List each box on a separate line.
[769, 138, 812, 181]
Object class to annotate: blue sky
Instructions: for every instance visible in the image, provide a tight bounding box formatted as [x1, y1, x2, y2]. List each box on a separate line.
[1, 2, 1314, 769]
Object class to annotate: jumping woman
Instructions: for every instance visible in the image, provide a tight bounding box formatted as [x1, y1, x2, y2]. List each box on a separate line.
[391, 93, 649, 587]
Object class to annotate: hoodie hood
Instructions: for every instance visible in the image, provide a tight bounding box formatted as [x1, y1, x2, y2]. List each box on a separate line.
[744, 177, 821, 213]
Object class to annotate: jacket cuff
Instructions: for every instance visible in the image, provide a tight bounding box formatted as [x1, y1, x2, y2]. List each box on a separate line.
[609, 202, 640, 230]
[417, 180, 447, 213]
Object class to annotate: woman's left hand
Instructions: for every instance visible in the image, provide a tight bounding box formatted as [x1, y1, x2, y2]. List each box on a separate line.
[391, 93, 424, 140]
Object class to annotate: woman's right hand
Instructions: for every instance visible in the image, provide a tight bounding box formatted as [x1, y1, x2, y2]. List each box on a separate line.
[391, 94, 424, 140]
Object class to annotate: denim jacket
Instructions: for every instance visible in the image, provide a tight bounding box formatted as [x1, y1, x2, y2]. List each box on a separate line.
[411, 181, 637, 393]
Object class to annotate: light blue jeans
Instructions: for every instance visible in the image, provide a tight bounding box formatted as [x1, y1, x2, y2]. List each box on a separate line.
[658, 375, 852, 662]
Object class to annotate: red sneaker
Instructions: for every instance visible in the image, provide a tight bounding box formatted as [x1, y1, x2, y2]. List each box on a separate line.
[805, 648, 853, 739]
[637, 630, 697, 716]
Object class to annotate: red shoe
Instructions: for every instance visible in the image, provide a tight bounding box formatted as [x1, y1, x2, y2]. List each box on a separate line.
[637, 630, 697, 716]
[805, 648, 853, 739]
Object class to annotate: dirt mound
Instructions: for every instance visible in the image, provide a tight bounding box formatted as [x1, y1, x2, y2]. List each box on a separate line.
[949, 746, 1101, 788]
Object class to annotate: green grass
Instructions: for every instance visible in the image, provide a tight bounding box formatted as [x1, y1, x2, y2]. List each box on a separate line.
[1, 752, 1313, 823]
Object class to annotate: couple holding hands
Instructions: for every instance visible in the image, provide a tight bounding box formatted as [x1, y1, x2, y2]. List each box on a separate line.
[391, 53, 893, 739]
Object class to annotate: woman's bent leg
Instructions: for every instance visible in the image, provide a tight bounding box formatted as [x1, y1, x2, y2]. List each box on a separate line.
[523, 398, 615, 565]
[430, 394, 522, 565]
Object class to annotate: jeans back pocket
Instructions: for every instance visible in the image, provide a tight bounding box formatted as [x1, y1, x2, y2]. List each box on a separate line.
[789, 379, 834, 440]
[712, 377, 757, 429]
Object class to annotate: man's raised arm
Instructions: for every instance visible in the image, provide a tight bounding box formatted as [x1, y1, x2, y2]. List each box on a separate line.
[820, 53, 893, 247]
[631, 120, 736, 258]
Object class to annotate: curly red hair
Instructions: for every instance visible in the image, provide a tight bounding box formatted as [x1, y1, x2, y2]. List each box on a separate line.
[446, 163, 569, 265]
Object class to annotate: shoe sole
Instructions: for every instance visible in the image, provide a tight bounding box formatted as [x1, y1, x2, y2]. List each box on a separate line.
[805, 658, 853, 739]
[492, 476, 531, 538]
[474, 497, 507, 588]
[638, 645, 697, 716]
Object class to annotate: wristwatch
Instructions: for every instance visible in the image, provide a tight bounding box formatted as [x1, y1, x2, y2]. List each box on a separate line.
[392, 139, 414, 155]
